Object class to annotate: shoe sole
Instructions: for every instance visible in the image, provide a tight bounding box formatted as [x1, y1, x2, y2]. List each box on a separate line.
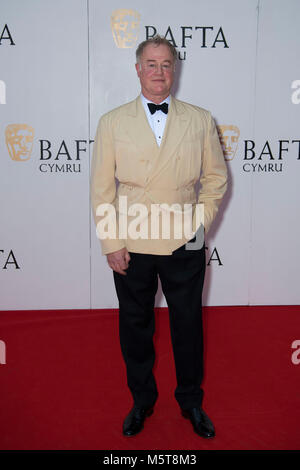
[123, 407, 154, 437]
[181, 410, 215, 439]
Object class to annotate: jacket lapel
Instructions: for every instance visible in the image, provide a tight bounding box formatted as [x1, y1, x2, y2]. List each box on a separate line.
[147, 95, 191, 183]
[122, 95, 191, 184]
[123, 96, 159, 157]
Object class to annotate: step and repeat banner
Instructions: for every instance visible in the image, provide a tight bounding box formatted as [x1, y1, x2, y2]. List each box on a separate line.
[0, 0, 299, 310]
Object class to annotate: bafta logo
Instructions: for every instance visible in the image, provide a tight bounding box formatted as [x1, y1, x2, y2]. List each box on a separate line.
[217, 125, 240, 161]
[5, 124, 34, 161]
[111, 9, 140, 48]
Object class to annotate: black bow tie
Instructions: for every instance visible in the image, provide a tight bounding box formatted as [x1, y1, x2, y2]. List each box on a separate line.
[147, 102, 169, 115]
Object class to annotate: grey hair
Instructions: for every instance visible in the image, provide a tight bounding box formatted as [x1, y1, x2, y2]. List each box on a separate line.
[135, 35, 177, 64]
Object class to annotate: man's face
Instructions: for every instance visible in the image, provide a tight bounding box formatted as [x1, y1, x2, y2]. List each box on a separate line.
[135, 44, 175, 102]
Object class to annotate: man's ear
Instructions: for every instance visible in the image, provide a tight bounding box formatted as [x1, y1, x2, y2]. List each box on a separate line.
[135, 62, 141, 77]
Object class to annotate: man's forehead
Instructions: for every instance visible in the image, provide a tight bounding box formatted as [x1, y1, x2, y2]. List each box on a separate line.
[141, 44, 173, 60]
[145, 58, 172, 62]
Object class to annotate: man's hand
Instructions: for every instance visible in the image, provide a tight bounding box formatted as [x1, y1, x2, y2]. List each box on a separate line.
[106, 247, 131, 275]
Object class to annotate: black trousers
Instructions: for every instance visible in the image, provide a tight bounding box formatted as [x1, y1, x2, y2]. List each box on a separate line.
[113, 241, 206, 411]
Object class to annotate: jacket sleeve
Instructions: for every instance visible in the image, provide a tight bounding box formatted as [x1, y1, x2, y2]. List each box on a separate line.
[193, 111, 227, 234]
[90, 114, 126, 255]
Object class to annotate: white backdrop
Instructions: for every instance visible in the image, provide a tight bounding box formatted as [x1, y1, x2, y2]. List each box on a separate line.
[0, 0, 299, 310]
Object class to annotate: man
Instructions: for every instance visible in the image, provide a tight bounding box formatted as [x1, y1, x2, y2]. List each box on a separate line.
[91, 35, 227, 438]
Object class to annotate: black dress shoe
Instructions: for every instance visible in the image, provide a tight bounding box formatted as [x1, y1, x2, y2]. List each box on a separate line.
[123, 404, 154, 436]
[181, 407, 215, 438]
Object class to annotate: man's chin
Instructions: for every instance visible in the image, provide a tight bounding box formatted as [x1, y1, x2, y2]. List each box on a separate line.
[151, 87, 168, 94]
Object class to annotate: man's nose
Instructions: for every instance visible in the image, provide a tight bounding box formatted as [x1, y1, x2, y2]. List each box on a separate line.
[155, 65, 164, 75]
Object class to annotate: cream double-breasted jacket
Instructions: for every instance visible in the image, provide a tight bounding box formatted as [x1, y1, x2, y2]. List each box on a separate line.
[91, 95, 227, 255]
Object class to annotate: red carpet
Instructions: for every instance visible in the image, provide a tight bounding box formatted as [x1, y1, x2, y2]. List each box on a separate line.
[0, 306, 299, 450]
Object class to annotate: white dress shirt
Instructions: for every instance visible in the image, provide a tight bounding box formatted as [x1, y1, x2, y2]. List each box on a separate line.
[141, 94, 170, 147]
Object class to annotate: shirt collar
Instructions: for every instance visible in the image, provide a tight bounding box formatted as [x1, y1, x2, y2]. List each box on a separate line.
[141, 93, 170, 107]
